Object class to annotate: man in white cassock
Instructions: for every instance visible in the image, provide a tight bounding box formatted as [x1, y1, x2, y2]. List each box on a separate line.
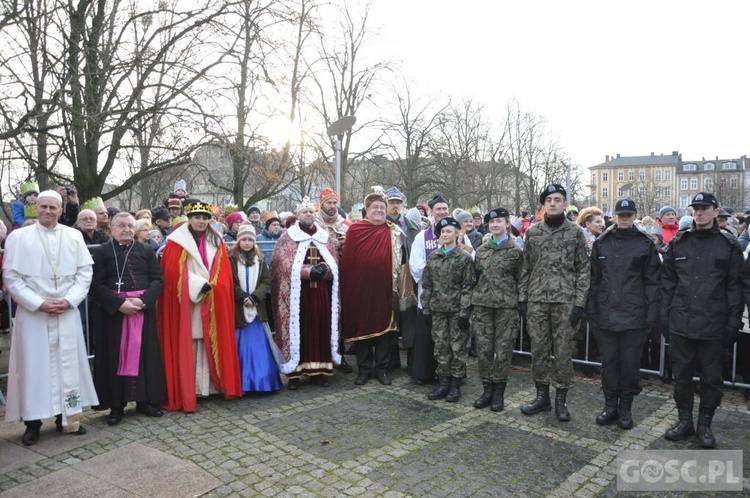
[3, 190, 98, 446]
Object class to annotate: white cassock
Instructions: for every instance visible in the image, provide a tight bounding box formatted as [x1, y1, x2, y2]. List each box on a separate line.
[3, 223, 98, 429]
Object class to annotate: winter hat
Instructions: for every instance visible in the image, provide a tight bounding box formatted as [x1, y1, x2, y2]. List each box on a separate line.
[455, 210, 473, 224]
[226, 211, 245, 228]
[237, 222, 257, 241]
[659, 206, 676, 218]
[405, 207, 422, 225]
[678, 215, 694, 231]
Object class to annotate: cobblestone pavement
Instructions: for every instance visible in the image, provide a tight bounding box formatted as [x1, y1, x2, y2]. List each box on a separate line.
[1, 354, 749, 497]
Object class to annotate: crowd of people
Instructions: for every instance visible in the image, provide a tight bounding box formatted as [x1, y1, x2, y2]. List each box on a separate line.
[2, 179, 750, 453]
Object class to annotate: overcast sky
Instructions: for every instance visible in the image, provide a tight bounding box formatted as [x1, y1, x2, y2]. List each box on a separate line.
[368, 0, 749, 170]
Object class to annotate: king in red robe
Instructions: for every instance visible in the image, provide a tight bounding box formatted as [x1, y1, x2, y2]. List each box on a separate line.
[271, 199, 341, 387]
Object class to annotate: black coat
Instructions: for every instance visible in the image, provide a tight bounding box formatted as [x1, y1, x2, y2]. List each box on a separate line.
[587, 226, 661, 331]
[660, 221, 744, 340]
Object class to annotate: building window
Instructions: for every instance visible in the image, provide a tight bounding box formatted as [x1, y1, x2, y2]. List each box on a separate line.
[664, 187, 671, 197]
[723, 162, 737, 170]
[680, 179, 688, 190]
[602, 188, 608, 199]
[617, 189, 624, 197]
[639, 170, 645, 181]
[704, 178, 713, 190]
[731, 177, 738, 188]
[628, 171, 634, 181]
[655, 170, 662, 181]
[680, 195, 689, 208]
[638, 186, 645, 197]
[704, 163, 715, 171]
[665, 170, 671, 180]
[618, 171, 624, 181]
[656, 187, 662, 196]
[690, 178, 698, 190]
[628, 189, 634, 197]
[602, 204, 609, 213]
[683, 163, 696, 172]
[602, 172, 608, 182]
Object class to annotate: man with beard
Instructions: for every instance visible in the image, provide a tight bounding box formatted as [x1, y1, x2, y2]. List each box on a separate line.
[315, 188, 350, 246]
[408, 194, 472, 383]
[91, 213, 167, 425]
[272, 197, 341, 389]
[518, 184, 590, 422]
[341, 187, 404, 386]
[314, 188, 353, 373]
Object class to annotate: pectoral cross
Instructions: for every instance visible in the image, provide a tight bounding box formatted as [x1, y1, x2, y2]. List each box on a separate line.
[51, 273, 59, 290]
[115, 280, 124, 292]
[308, 246, 320, 288]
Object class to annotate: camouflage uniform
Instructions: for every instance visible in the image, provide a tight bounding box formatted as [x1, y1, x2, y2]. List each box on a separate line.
[518, 218, 590, 389]
[471, 236, 523, 383]
[421, 247, 475, 378]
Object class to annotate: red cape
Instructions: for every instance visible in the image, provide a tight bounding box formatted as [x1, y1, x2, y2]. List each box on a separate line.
[340, 220, 395, 341]
[157, 239, 241, 412]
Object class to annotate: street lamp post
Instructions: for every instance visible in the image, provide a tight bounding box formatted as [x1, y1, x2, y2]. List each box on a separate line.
[326, 116, 357, 198]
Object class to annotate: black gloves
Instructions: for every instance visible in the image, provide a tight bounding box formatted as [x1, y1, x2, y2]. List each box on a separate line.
[518, 302, 527, 320]
[725, 324, 742, 347]
[458, 317, 470, 331]
[310, 264, 327, 281]
[200, 282, 212, 294]
[569, 306, 584, 328]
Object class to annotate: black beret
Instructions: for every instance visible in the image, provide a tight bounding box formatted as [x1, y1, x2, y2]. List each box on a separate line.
[428, 195, 449, 209]
[484, 207, 510, 224]
[539, 184, 567, 205]
[435, 216, 461, 236]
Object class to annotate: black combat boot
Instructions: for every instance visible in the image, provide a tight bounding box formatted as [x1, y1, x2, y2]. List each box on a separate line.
[696, 407, 716, 449]
[521, 382, 551, 415]
[473, 382, 493, 409]
[555, 389, 571, 422]
[428, 377, 450, 400]
[596, 393, 619, 426]
[665, 409, 695, 441]
[618, 393, 634, 429]
[445, 377, 462, 403]
[491, 382, 506, 412]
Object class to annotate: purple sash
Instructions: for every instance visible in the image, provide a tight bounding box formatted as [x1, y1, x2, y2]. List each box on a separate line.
[116, 289, 147, 377]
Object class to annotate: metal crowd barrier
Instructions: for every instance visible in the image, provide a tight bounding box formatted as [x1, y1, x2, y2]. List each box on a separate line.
[2, 238, 749, 406]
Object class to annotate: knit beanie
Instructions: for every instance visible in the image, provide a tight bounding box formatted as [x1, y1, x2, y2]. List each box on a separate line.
[659, 206, 676, 218]
[237, 222, 257, 241]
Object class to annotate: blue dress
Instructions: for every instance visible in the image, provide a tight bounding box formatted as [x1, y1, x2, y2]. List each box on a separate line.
[236, 265, 282, 393]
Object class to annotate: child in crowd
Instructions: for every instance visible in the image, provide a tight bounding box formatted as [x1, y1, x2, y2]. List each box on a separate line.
[229, 222, 282, 393]
[12, 181, 39, 229]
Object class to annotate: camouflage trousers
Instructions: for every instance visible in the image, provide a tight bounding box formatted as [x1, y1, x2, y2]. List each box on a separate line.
[431, 312, 468, 378]
[472, 306, 519, 383]
[527, 302, 575, 389]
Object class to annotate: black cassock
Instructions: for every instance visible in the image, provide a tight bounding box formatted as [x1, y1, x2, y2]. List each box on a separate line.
[90, 240, 167, 409]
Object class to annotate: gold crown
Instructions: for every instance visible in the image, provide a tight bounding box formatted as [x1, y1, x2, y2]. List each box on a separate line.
[185, 201, 213, 217]
[20, 181, 39, 197]
[82, 197, 105, 211]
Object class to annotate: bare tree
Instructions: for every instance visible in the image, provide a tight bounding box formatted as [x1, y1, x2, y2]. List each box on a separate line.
[307, 0, 390, 205]
[378, 81, 447, 204]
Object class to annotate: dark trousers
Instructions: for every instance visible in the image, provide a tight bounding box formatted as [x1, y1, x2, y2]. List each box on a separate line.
[355, 334, 392, 376]
[595, 327, 647, 396]
[669, 334, 725, 411]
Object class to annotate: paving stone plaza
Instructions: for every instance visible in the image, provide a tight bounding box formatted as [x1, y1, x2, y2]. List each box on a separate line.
[1, 353, 749, 497]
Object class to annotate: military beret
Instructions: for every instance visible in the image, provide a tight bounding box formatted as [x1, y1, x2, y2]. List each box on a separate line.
[484, 207, 510, 224]
[435, 216, 460, 236]
[539, 184, 567, 205]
